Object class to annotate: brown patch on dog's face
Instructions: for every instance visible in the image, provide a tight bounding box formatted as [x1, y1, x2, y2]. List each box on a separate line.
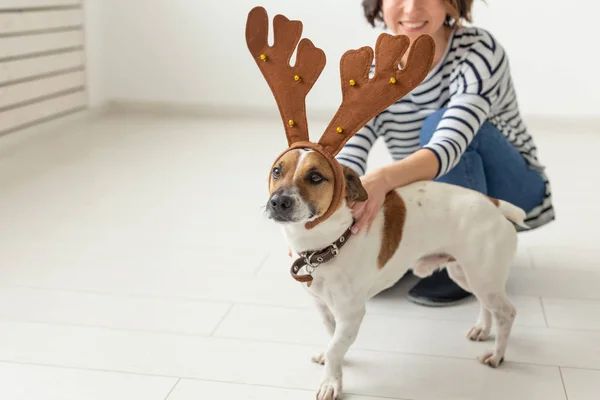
[377, 190, 406, 269]
[293, 151, 336, 219]
[268, 150, 301, 194]
[267, 149, 336, 223]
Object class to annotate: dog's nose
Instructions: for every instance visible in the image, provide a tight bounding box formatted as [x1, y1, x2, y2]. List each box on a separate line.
[270, 193, 293, 213]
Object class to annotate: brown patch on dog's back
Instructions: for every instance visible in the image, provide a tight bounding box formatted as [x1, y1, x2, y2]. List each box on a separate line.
[488, 196, 500, 207]
[377, 190, 406, 269]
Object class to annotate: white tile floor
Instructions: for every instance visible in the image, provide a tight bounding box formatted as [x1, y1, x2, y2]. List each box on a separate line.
[0, 109, 599, 399]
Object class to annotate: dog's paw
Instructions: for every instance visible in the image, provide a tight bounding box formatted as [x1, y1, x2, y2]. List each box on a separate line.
[467, 325, 490, 341]
[317, 376, 342, 400]
[478, 350, 504, 368]
[312, 352, 325, 365]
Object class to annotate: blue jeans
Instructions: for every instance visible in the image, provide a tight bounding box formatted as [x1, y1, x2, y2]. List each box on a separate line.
[420, 109, 546, 214]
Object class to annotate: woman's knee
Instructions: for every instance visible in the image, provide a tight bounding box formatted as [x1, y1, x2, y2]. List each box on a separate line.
[420, 108, 448, 146]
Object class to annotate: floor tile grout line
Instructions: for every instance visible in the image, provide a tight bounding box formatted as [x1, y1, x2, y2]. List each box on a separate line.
[539, 297, 550, 328]
[206, 333, 600, 371]
[0, 283, 237, 306]
[0, 315, 550, 365]
[0, 283, 509, 323]
[253, 251, 272, 276]
[558, 367, 570, 400]
[560, 365, 600, 372]
[0, 358, 181, 380]
[0, 316, 233, 338]
[0, 303, 588, 338]
[6, 280, 600, 303]
[526, 247, 535, 269]
[2, 282, 600, 333]
[21, 313, 593, 371]
[229, 301, 556, 329]
[0, 312, 550, 346]
[3, 300, 600, 337]
[210, 303, 234, 336]
[1, 316, 599, 372]
[0, 358, 410, 400]
[163, 378, 181, 400]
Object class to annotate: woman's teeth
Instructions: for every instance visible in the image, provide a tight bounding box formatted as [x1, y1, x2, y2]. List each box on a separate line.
[401, 21, 427, 29]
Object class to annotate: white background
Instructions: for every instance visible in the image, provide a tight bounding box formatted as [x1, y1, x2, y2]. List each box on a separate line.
[83, 0, 599, 119]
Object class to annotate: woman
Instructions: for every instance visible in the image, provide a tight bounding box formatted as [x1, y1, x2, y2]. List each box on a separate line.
[336, 0, 554, 306]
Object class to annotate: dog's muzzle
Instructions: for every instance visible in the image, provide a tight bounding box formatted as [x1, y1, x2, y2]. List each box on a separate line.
[268, 192, 296, 221]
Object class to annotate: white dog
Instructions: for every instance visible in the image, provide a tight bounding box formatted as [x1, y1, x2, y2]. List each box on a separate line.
[265, 148, 525, 399]
[245, 6, 525, 399]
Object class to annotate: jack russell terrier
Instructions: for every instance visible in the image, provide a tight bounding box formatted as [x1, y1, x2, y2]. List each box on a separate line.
[246, 6, 526, 399]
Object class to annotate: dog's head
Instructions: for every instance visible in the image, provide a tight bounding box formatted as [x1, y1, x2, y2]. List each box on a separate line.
[266, 148, 368, 224]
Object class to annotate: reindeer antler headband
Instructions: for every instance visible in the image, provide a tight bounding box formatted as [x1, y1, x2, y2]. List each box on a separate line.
[246, 6, 435, 229]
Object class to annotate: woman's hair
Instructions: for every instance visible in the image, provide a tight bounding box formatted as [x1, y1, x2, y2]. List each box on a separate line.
[362, 0, 474, 29]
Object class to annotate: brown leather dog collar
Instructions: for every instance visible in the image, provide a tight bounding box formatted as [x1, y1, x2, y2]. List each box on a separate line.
[290, 222, 354, 287]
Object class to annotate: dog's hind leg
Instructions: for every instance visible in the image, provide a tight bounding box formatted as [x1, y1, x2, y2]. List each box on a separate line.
[460, 220, 517, 367]
[466, 302, 492, 341]
[447, 263, 493, 342]
[475, 291, 516, 367]
[312, 299, 336, 365]
[446, 262, 470, 292]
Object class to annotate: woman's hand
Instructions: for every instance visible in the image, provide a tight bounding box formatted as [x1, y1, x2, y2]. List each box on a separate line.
[350, 168, 390, 234]
[350, 149, 440, 234]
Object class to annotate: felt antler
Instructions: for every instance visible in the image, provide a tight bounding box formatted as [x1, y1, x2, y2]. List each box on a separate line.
[245, 6, 326, 146]
[318, 33, 435, 156]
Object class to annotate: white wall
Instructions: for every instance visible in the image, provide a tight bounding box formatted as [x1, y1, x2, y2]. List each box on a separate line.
[470, 0, 599, 119]
[83, 0, 106, 107]
[88, 0, 599, 119]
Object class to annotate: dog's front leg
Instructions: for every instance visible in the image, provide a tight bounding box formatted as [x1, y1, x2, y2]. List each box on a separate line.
[312, 299, 336, 365]
[317, 306, 365, 400]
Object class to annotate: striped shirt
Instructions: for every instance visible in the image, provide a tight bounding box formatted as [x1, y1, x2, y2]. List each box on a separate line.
[336, 26, 554, 229]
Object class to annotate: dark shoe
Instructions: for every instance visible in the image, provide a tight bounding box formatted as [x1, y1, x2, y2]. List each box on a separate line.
[407, 269, 472, 307]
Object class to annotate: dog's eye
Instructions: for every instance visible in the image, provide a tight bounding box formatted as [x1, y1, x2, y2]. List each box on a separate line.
[310, 172, 324, 184]
[272, 167, 281, 179]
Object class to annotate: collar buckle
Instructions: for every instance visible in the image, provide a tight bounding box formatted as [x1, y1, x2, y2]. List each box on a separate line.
[290, 221, 354, 286]
[330, 243, 339, 257]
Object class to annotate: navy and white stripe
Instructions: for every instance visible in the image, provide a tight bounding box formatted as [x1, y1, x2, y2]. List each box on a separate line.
[336, 27, 554, 229]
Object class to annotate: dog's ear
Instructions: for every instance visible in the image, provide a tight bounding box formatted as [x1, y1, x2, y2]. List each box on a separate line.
[343, 165, 368, 202]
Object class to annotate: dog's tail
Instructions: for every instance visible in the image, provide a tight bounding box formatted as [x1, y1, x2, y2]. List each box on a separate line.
[490, 197, 530, 230]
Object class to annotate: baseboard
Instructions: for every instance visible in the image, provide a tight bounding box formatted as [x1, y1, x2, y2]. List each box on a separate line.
[0, 104, 109, 152]
[104, 99, 339, 122]
[105, 99, 599, 132]
[522, 115, 600, 134]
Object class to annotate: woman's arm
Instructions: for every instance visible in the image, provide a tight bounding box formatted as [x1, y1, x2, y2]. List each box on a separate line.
[380, 148, 440, 192]
[350, 38, 503, 234]
[351, 90, 493, 235]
